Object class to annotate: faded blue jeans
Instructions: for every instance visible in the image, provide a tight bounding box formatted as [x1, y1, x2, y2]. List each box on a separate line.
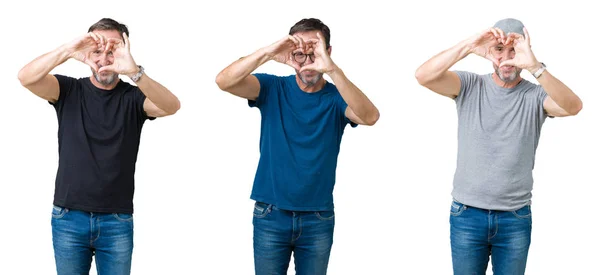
[252, 201, 335, 275]
[51, 205, 134, 275]
[450, 200, 532, 275]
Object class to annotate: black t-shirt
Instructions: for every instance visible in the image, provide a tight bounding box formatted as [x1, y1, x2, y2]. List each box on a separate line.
[50, 75, 154, 214]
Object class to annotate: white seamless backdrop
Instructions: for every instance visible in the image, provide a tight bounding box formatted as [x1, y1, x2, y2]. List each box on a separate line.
[1, 0, 598, 274]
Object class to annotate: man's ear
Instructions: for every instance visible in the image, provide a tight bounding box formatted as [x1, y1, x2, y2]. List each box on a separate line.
[327, 46, 332, 56]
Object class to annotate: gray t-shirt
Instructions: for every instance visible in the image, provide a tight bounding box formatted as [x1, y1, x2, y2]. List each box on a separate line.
[452, 71, 549, 211]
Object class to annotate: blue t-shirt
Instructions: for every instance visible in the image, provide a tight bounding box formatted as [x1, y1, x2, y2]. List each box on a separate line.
[248, 74, 357, 211]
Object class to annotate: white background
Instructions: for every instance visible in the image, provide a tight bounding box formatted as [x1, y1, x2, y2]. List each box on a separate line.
[1, 0, 598, 274]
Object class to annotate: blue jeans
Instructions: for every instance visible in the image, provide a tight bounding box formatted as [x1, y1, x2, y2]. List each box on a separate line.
[51, 205, 134, 275]
[450, 200, 532, 275]
[252, 202, 335, 275]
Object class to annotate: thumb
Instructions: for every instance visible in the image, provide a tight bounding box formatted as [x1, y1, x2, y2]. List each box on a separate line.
[84, 58, 99, 72]
[499, 59, 515, 68]
[98, 65, 115, 74]
[485, 55, 500, 67]
[286, 60, 301, 71]
[298, 64, 315, 73]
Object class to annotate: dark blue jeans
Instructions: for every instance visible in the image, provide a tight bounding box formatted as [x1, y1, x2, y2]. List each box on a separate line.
[51, 205, 134, 275]
[253, 202, 335, 275]
[450, 200, 532, 275]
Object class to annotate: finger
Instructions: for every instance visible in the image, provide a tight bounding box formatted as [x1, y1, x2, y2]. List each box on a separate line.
[92, 33, 107, 50]
[106, 38, 123, 50]
[86, 60, 99, 72]
[287, 35, 301, 48]
[123, 32, 130, 49]
[504, 35, 514, 46]
[507, 32, 523, 41]
[523, 27, 530, 45]
[491, 28, 505, 42]
[88, 32, 100, 43]
[104, 39, 113, 53]
[293, 35, 305, 51]
[316, 32, 325, 43]
[83, 54, 99, 72]
[288, 61, 301, 71]
[299, 63, 316, 73]
[486, 55, 500, 67]
[87, 32, 102, 49]
[499, 59, 515, 68]
[98, 64, 115, 73]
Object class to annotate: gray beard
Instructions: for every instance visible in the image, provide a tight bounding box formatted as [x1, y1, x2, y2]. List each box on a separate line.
[495, 66, 522, 83]
[298, 71, 323, 87]
[93, 71, 118, 86]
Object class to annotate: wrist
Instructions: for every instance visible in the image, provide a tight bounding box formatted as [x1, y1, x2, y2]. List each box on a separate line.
[530, 62, 546, 79]
[128, 65, 144, 82]
[460, 38, 477, 57]
[326, 64, 342, 77]
[526, 61, 542, 74]
[60, 44, 78, 60]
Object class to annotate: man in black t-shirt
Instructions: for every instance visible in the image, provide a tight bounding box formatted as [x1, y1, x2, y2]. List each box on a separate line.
[18, 18, 180, 275]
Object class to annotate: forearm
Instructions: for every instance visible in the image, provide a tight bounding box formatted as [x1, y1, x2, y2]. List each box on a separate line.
[415, 39, 472, 84]
[18, 45, 71, 86]
[134, 74, 180, 114]
[215, 48, 271, 90]
[327, 66, 379, 124]
[535, 69, 582, 115]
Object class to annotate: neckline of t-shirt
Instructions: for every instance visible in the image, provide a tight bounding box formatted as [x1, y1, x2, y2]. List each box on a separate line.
[83, 77, 123, 93]
[485, 73, 527, 92]
[289, 75, 331, 96]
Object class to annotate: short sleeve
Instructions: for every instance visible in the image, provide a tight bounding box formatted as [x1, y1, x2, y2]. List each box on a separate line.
[533, 85, 551, 119]
[49, 74, 77, 110]
[336, 94, 358, 128]
[248, 73, 277, 108]
[453, 71, 480, 104]
[134, 88, 156, 121]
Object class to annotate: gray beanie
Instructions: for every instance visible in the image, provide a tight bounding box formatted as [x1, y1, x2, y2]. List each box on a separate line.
[493, 18, 525, 36]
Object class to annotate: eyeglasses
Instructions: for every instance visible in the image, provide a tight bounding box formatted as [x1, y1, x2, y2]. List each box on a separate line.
[292, 52, 315, 63]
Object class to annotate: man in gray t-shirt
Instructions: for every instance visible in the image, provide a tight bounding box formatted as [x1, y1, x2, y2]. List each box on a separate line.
[415, 18, 582, 274]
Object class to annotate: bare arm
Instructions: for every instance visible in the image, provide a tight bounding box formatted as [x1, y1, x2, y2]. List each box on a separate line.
[537, 69, 582, 117]
[100, 34, 180, 117]
[301, 32, 379, 125]
[18, 33, 104, 103]
[501, 29, 582, 117]
[327, 67, 379, 125]
[415, 28, 504, 98]
[215, 35, 303, 100]
[134, 72, 180, 117]
[214, 49, 270, 100]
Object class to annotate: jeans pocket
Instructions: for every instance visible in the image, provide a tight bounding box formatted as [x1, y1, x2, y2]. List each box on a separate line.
[253, 202, 271, 219]
[315, 210, 335, 221]
[112, 213, 134, 222]
[450, 201, 467, 216]
[51, 205, 68, 219]
[511, 205, 532, 219]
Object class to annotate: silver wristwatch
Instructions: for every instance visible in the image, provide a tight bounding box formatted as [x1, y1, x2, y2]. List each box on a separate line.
[130, 65, 144, 82]
[532, 62, 546, 79]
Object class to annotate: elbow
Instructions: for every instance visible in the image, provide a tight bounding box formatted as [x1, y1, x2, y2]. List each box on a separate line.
[215, 73, 231, 92]
[172, 100, 181, 114]
[415, 68, 429, 86]
[569, 100, 583, 116]
[17, 68, 31, 87]
[364, 109, 380, 126]
[164, 99, 181, 116]
[170, 100, 181, 115]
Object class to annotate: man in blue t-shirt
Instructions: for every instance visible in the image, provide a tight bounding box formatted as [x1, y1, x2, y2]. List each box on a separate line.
[18, 18, 180, 275]
[415, 18, 582, 274]
[216, 18, 379, 275]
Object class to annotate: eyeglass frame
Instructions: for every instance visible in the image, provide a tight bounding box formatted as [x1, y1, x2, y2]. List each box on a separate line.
[292, 52, 316, 63]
